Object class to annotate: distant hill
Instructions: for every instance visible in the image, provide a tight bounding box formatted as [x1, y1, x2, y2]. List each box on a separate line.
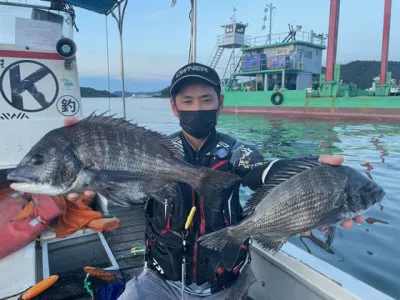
[112, 90, 165, 97]
[80, 87, 117, 98]
[157, 86, 171, 98]
[112, 91, 134, 97]
[322, 60, 400, 89]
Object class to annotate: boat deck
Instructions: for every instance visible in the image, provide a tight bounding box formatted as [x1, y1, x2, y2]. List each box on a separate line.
[103, 204, 146, 282]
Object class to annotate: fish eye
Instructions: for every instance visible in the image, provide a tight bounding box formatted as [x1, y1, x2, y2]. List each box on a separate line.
[31, 154, 44, 165]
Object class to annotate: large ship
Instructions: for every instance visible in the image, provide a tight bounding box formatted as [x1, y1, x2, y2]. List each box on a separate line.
[209, 0, 400, 121]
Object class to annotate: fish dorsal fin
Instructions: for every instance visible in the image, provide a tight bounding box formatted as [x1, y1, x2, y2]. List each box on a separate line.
[243, 158, 323, 215]
[243, 184, 277, 216]
[265, 158, 323, 183]
[78, 112, 183, 159]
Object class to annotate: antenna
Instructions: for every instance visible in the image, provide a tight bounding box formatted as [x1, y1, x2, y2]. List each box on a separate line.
[231, 6, 237, 23]
[262, 3, 275, 44]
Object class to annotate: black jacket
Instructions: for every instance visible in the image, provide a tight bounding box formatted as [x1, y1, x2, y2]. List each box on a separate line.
[144, 129, 271, 292]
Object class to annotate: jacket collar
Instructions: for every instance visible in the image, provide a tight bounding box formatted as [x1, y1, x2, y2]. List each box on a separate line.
[180, 129, 218, 158]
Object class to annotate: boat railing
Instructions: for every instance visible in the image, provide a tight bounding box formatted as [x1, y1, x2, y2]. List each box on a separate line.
[247, 31, 326, 48]
[216, 34, 253, 48]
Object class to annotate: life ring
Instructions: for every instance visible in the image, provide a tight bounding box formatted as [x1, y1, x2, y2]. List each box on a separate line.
[271, 92, 284, 105]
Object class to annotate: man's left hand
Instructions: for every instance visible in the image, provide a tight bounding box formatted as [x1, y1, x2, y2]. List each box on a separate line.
[318, 155, 363, 230]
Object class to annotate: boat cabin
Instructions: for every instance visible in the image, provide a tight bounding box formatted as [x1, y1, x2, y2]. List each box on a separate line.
[224, 30, 327, 92]
[219, 22, 249, 48]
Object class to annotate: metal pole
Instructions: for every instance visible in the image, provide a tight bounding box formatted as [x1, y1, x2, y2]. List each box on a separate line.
[190, 0, 197, 63]
[325, 0, 340, 82]
[118, 4, 126, 120]
[380, 0, 391, 85]
[268, 3, 275, 44]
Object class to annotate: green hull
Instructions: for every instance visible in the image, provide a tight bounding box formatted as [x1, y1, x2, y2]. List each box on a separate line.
[222, 90, 400, 121]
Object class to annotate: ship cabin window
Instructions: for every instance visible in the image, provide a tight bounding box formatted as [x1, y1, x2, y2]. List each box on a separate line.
[225, 25, 234, 33]
[235, 25, 245, 34]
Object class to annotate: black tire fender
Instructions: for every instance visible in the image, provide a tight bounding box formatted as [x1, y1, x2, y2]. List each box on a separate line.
[271, 92, 284, 105]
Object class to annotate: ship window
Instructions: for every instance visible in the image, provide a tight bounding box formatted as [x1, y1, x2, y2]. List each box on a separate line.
[304, 51, 312, 59]
[225, 25, 233, 33]
[236, 26, 245, 34]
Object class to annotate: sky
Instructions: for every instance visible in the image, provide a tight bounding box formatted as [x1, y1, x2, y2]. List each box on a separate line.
[2, 0, 400, 92]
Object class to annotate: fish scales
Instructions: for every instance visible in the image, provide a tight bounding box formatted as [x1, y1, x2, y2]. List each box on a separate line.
[197, 162, 385, 270]
[8, 114, 242, 211]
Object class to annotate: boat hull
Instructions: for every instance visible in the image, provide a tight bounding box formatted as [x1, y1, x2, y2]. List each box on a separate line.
[248, 242, 395, 300]
[222, 91, 400, 121]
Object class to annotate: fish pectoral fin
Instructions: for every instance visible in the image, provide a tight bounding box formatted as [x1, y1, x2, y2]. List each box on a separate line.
[94, 181, 146, 207]
[86, 169, 141, 183]
[324, 226, 337, 247]
[252, 235, 286, 253]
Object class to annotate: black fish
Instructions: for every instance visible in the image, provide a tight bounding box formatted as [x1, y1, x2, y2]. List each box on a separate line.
[197, 159, 385, 269]
[8, 113, 241, 211]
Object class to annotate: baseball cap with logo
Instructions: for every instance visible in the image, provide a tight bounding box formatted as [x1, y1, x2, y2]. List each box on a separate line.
[170, 62, 221, 96]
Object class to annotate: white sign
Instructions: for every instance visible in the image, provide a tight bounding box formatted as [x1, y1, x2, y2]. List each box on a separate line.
[0, 48, 82, 169]
[276, 47, 289, 55]
[0, 60, 59, 112]
[15, 17, 62, 52]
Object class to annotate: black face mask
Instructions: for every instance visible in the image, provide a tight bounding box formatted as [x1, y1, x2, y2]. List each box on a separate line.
[178, 109, 218, 139]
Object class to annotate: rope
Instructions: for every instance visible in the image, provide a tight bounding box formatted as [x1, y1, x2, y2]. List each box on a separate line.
[105, 15, 111, 115]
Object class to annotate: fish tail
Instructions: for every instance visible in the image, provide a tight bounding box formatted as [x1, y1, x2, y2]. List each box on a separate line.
[191, 168, 241, 212]
[197, 227, 244, 271]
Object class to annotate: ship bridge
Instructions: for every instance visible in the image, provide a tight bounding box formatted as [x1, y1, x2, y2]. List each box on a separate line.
[225, 27, 328, 92]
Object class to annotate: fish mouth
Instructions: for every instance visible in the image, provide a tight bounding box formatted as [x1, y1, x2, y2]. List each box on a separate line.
[7, 170, 66, 195]
[8, 171, 42, 193]
[7, 171, 37, 184]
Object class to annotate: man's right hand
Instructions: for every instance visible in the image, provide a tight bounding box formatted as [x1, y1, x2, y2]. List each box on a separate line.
[64, 117, 97, 201]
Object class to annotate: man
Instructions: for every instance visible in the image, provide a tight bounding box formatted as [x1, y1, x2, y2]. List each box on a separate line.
[65, 62, 363, 299]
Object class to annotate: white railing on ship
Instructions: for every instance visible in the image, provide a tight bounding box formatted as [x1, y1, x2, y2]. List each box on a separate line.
[248, 31, 326, 47]
[216, 31, 326, 48]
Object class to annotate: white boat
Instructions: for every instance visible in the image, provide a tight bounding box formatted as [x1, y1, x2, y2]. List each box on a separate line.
[0, 1, 395, 299]
[248, 242, 394, 300]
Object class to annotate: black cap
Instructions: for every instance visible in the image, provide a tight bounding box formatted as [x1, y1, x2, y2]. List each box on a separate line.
[170, 62, 221, 95]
